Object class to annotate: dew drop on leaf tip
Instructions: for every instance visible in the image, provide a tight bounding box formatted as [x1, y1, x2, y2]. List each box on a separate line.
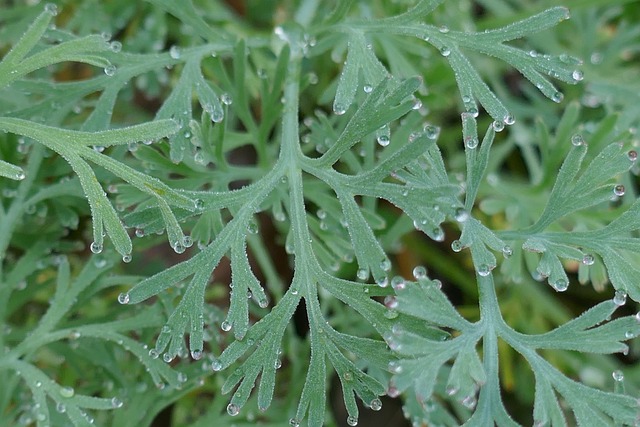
[118, 293, 130, 304]
[391, 276, 406, 291]
[227, 403, 240, 416]
[572, 69, 584, 81]
[347, 415, 358, 426]
[44, 3, 58, 16]
[552, 279, 568, 292]
[90, 242, 103, 254]
[612, 370, 624, 382]
[503, 114, 515, 125]
[552, 91, 564, 103]
[571, 134, 584, 146]
[412, 265, 427, 280]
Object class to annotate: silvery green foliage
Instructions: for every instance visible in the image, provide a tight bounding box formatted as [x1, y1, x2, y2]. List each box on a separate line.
[0, 1, 638, 426]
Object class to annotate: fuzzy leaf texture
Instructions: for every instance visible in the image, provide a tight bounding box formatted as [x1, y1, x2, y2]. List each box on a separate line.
[0, 1, 639, 427]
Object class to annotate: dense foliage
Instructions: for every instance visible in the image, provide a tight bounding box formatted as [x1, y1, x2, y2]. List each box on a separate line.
[1, 1, 639, 426]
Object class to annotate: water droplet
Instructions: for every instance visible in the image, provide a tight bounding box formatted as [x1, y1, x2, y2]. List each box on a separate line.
[391, 276, 406, 291]
[413, 266, 427, 279]
[635, 312, 640, 323]
[423, 125, 440, 139]
[552, 92, 564, 103]
[582, 254, 594, 265]
[173, 241, 186, 254]
[333, 103, 347, 115]
[221, 321, 232, 331]
[446, 385, 458, 396]
[613, 184, 625, 197]
[462, 395, 477, 409]
[613, 290, 627, 306]
[370, 398, 382, 411]
[464, 136, 478, 149]
[191, 349, 202, 360]
[477, 264, 492, 277]
[258, 297, 269, 308]
[624, 330, 634, 339]
[571, 134, 584, 146]
[45, 3, 58, 16]
[118, 293, 130, 304]
[376, 277, 389, 288]
[60, 386, 75, 398]
[357, 268, 369, 281]
[377, 134, 390, 147]
[163, 353, 174, 363]
[111, 397, 123, 408]
[363, 84, 373, 93]
[612, 370, 624, 382]
[247, 221, 259, 234]
[388, 360, 403, 374]
[492, 121, 505, 132]
[15, 171, 26, 180]
[384, 296, 398, 309]
[440, 47, 451, 57]
[194, 199, 205, 210]
[221, 93, 233, 105]
[503, 114, 515, 126]
[451, 240, 463, 252]
[211, 359, 223, 371]
[289, 418, 301, 427]
[572, 70, 584, 81]
[110, 41, 122, 53]
[227, 403, 240, 416]
[439, 25, 449, 33]
[104, 65, 117, 76]
[90, 242, 103, 254]
[149, 349, 159, 359]
[347, 415, 358, 426]
[122, 253, 132, 263]
[387, 386, 400, 397]
[502, 245, 513, 258]
[169, 45, 181, 59]
[56, 403, 66, 413]
[553, 279, 568, 292]
[35, 380, 42, 388]
[454, 207, 469, 222]
[380, 259, 391, 272]
[431, 227, 445, 242]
